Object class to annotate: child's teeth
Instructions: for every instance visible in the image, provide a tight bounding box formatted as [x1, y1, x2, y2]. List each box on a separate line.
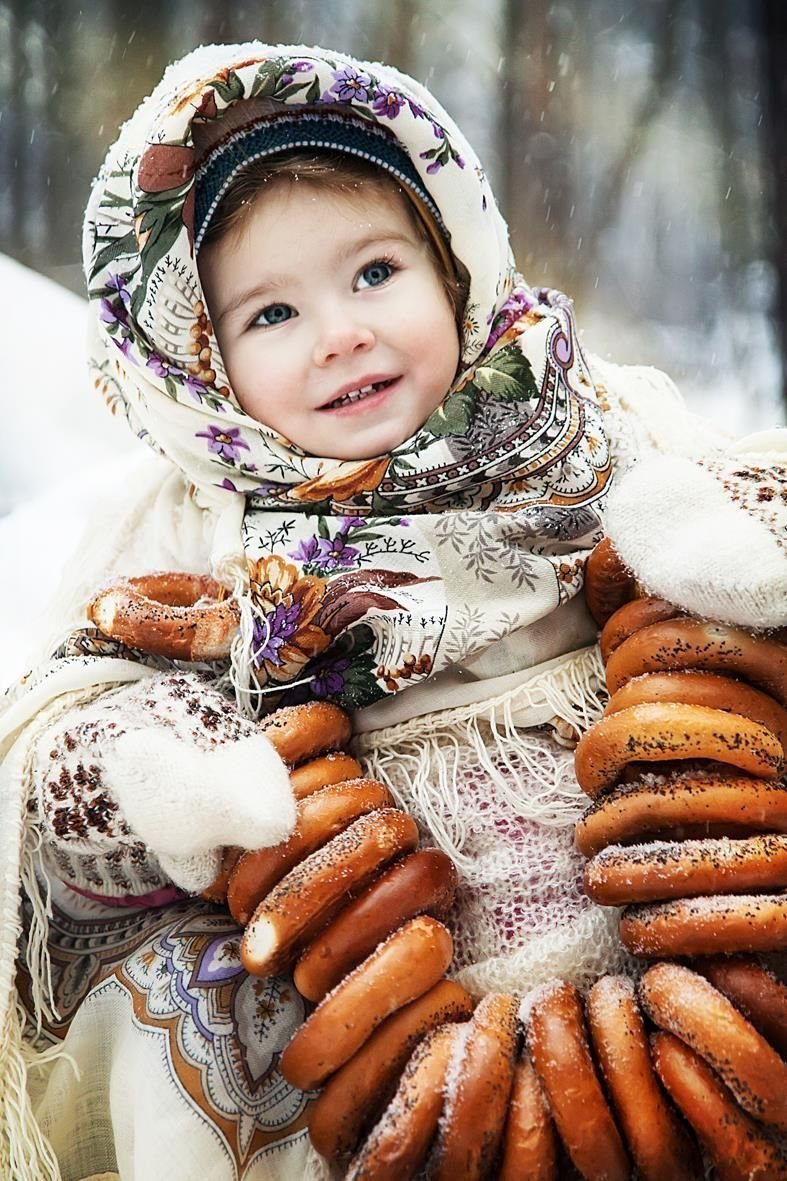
[334, 380, 387, 407]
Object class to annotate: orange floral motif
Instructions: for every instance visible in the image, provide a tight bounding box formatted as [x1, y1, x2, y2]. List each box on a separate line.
[169, 60, 266, 113]
[247, 555, 330, 685]
[286, 457, 390, 504]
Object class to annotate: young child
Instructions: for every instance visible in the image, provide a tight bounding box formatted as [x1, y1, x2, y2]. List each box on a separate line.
[1, 39, 784, 1181]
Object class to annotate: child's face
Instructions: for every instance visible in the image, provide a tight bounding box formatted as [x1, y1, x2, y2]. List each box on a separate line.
[199, 181, 460, 459]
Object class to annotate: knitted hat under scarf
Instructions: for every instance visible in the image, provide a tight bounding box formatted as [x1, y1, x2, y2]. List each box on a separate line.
[82, 42, 612, 714]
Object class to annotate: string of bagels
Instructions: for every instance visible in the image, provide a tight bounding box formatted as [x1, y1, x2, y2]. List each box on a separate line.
[87, 548, 787, 1180]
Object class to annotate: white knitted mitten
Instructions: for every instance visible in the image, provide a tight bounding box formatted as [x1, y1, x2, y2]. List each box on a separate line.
[604, 430, 787, 630]
[32, 671, 296, 896]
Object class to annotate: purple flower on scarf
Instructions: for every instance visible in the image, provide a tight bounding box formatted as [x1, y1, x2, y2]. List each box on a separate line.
[331, 67, 373, 103]
[372, 86, 406, 118]
[252, 601, 302, 666]
[290, 530, 360, 572]
[287, 60, 313, 72]
[182, 373, 212, 402]
[311, 657, 350, 698]
[484, 288, 538, 351]
[99, 297, 127, 328]
[111, 335, 134, 360]
[195, 424, 250, 462]
[106, 272, 132, 309]
[146, 352, 178, 379]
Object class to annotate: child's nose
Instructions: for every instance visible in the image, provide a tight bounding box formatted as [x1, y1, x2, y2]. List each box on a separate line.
[313, 319, 375, 366]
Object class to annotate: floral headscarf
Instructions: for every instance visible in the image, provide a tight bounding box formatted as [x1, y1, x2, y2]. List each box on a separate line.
[83, 42, 612, 713]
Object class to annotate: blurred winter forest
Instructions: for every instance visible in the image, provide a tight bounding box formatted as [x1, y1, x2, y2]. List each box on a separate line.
[3, 0, 787, 439]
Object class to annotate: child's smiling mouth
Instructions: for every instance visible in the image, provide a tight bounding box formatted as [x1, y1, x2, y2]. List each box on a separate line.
[320, 376, 400, 412]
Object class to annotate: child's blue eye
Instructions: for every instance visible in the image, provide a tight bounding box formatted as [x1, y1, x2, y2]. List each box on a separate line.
[255, 303, 294, 327]
[357, 261, 394, 289]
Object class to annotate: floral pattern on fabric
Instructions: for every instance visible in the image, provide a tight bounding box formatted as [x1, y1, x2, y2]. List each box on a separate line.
[18, 898, 311, 1175]
[84, 42, 613, 714]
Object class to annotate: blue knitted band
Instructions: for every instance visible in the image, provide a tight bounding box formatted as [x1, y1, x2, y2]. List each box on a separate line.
[194, 109, 446, 252]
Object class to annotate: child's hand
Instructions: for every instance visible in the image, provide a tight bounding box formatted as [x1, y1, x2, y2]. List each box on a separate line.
[604, 432, 787, 631]
[106, 721, 295, 892]
[32, 671, 296, 895]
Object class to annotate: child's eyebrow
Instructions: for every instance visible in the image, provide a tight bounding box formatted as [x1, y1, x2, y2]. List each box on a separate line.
[337, 230, 415, 263]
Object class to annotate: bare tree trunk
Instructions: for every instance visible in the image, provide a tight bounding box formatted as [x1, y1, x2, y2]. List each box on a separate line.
[500, 0, 576, 288]
[762, 0, 787, 416]
[584, 0, 680, 261]
[378, 0, 416, 77]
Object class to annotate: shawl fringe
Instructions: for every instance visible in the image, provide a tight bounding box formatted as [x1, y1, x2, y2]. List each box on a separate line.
[0, 686, 109, 1181]
[355, 646, 606, 874]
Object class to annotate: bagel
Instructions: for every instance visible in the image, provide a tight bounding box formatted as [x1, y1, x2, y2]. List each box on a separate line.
[294, 849, 458, 1002]
[280, 916, 451, 1091]
[603, 671, 787, 752]
[651, 1031, 787, 1181]
[432, 992, 520, 1181]
[639, 961, 787, 1131]
[584, 834, 787, 905]
[290, 752, 363, 799]
[240, 808, 419, 977]
[574, 702, 783, 798]
[87, 571, 240, 660]
[527, 979, 629, 1181]
[621, 893, 787, 958]
[698, 956, 787, 1060]
[599, 598, 684, 663]
[574, 770, 787, 858]
[498, 1055, 559, 1181]
[605, 619, 787, 707]
[344, 1023, 460, 1181]
[260, 700, 353, 766]
[308, 979, 473, 1162]
[279, 915, 453, 1091]
[585, 975, 701, 1181]
[227, 778, 394, 925]
[583, 538, 636, 627]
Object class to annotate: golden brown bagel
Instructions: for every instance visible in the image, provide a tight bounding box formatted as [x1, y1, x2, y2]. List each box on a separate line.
[498, 1055, 559, 1181]
[294, 848, 458, 1002]
[584, 538, 636, 627]
[527, 979, 629, 1181]
[432, 992, 520, 1181]
[260, 700, 353, 766]
[290, 752, 363, 799]
[240, 808, 419, 977]
[584, 834, 787, 905]
[605, 619, 787, 707]
[574, 702, 783, 798]
[603, 671, 787, 752]
[639, 962, 787, 1131]
[585, 975, 701, 1181]
[574, 769, 787, 858]
[88, 571, 240, 660]
[697, 956, 787, 1060]
[227, 778, 394, 925]
[344, 1023, 461, 1181]
[599, 597, 684, 663]
[651, 1031, 787, 1181]
[621, 893, 787, 958]
[308, 979, 473, 1162]
[279, 916, 453, 1091]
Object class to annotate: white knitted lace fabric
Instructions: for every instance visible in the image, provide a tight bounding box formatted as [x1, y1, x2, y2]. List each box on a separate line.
[359, 692, 634, 1000]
